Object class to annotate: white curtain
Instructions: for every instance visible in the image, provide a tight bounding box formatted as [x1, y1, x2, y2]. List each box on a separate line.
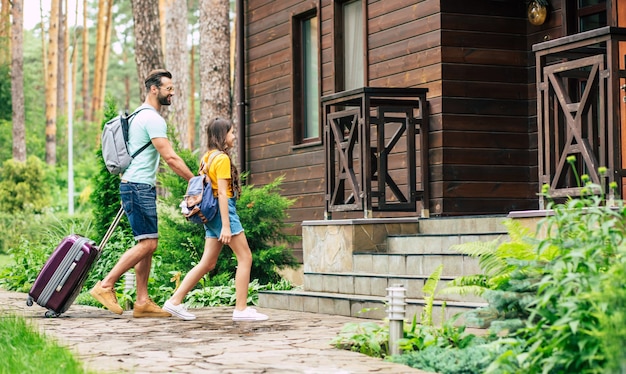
[343, 0, 363, 90]
[304, 17, 319, 138]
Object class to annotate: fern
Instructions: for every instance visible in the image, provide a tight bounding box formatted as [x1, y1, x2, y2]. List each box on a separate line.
[445, 219, 551, 298]
[451, 239, 506, 276]
[442, 274, 490, 296]
[421, 264, 442, 326]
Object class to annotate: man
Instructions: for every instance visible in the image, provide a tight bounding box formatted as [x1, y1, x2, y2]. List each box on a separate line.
[91, 69, 194, 317]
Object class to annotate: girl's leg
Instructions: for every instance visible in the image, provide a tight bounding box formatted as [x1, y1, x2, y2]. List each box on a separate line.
[228, 233, 253, 311]
[168, 237, 223, 305]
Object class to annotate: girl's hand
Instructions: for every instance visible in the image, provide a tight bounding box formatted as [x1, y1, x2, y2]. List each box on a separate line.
[219, 227, 232, 244]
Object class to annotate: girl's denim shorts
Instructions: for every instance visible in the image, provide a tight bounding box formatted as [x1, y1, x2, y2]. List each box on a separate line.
[204, 197, 245, 239]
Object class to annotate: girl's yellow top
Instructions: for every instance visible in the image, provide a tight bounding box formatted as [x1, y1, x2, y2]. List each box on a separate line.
[201, 150, 233, 198]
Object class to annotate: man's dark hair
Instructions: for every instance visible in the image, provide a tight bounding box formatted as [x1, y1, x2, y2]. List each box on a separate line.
[144, 69, 172, 90]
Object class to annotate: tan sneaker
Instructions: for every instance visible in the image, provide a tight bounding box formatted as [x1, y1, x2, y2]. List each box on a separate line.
[133, 299, 172, 318]
[90, 281, 123, 315]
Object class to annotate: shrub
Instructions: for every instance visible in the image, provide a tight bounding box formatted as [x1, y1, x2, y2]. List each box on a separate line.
[443, 175, 626, 373]
[0, 238, 51, 293]
[0, 211, 38, 255]
[333, 163, 626, 374]
[0, 156, 51, 214]
[504, 194, 623, 373]
[331, 321, 389, 358]
[389, 343, 509, 374]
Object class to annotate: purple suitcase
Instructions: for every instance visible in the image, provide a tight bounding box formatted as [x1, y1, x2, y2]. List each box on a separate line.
[26, 235, 98, 317]
[26, 207, 124, 317]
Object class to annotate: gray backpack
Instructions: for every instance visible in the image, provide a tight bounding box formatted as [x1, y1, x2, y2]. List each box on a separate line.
[101, 108, 152, 174]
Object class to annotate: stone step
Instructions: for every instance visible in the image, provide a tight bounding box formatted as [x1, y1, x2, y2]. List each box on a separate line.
[259, 290, 487, 325]
[303, 272, 485, 303]
[416, 215, 509, 235]
[352, 252, 482, 277]
[387, 233, 507, 254]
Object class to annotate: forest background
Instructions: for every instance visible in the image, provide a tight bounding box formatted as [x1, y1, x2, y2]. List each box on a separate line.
[0, 0, 237, 214]
[0, 0, 300, 305]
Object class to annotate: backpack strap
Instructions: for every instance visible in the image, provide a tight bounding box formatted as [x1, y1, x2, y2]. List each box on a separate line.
[126, 107, 155, 158]
[199, 151, 224, 182]
[131, 141, 153, 158]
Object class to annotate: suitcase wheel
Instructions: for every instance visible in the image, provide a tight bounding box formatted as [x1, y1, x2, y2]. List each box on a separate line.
[45, 310, 61, 318]
[26, 297, 33, 307]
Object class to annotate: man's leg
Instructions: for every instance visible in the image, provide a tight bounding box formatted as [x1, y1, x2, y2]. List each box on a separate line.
[91, 181, 163, 315]
[101, 238, 157, 291]
[133, 239, 158, 305]
[131, 237, 170, 317]
[90, 239, 158, 315]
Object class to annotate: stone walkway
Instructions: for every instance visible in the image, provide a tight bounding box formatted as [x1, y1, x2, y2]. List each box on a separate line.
[1, 289, 428, 373]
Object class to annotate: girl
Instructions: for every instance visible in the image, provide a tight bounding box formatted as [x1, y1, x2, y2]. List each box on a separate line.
[163, 117, 268, 321]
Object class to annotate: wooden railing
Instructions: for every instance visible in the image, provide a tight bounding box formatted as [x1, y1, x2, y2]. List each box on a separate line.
[533, 27, 626, 208]
[321, 87, 429, 219]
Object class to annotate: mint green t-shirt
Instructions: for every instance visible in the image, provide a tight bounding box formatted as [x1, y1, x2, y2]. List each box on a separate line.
[121, 104, 167, 186]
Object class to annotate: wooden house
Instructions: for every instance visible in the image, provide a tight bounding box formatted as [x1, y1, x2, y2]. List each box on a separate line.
[237, 0, 626, 318]
[236, 0, 626, 318]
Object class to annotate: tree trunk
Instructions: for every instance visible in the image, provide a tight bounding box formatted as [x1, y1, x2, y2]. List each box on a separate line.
[57, 0, 66, 116]
[198, 0, 231, 155]
[91, 0, 105, 121]
[91, 0, 112, 122]
[11, 0, 26, 162]
[81, 0, 90, 121]
[45, 0, 60, 165]
[40, 1, 47, 80]
[165, 0, 189, 148]
[70, 0, 78, 124]
[98, 2, 113, 114]
[189, 43, 196, 149]
[131, 0, 165, 102]
[159, 0, 166, 53]
[0, 0, 10, 66]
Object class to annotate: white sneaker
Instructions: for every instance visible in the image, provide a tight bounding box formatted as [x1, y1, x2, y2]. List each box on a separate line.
[163, 300, 196, 321]
[232, 307, 268, 321]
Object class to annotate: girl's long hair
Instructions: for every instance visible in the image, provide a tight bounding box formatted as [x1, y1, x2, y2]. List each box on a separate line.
[206, 117, 240, 195]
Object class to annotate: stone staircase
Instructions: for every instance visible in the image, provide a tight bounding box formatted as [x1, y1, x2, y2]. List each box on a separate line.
[259, 215, 510, 324]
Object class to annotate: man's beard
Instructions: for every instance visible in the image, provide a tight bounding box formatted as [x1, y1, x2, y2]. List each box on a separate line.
[158, 93, 171, 106]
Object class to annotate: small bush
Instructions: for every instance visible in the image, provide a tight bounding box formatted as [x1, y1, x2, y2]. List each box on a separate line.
[331, 321, 389, 358]
[0, 156, 51, 214]
[388, 343, 510, 374]
[0, 211, 41, 255]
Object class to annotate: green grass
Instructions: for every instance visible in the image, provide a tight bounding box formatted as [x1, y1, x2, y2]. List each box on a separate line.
[0, 314, 98, 374]
[0, 254, 11, 268]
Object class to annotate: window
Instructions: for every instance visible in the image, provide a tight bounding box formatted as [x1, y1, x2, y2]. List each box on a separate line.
[566, 0, 607, 33]
[334, 0, 365, 92]
[293, 12, 320, 144]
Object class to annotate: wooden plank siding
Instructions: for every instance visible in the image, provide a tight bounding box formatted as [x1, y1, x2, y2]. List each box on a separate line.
[435, 0, 538, 215]
[243, 0, 564, 257]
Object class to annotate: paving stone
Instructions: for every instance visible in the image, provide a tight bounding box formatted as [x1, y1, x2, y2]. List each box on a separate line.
[1, 288, 426, 373]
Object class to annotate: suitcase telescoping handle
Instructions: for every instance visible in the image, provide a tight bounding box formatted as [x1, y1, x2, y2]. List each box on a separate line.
[98, 206, 125, 251]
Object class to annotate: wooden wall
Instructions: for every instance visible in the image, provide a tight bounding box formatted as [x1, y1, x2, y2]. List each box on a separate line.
[244, 0, 565, 257]
[245, 0, 323, 260]
[432, 0, 537, 215]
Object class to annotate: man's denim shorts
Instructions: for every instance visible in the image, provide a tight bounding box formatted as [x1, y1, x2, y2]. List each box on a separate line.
[204, 197, 245, 239]
[120, 181, 158, 240]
